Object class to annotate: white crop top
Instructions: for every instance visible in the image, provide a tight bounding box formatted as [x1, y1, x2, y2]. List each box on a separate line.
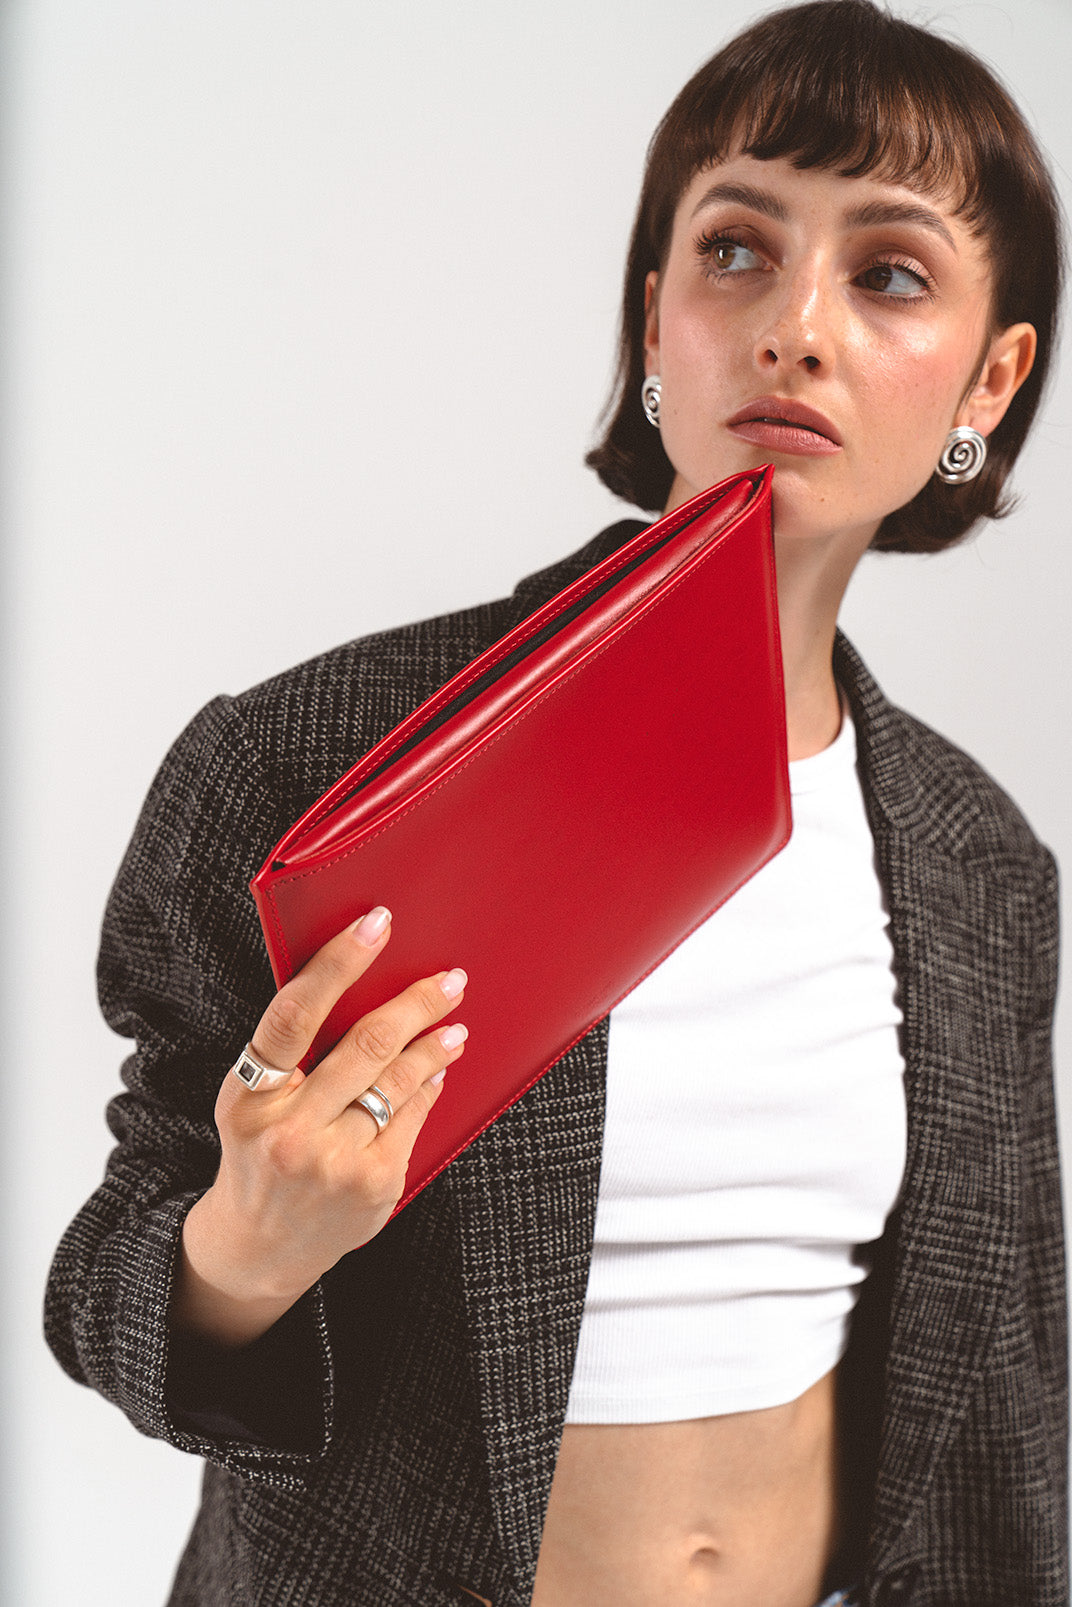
[564, 707, 907, 1423]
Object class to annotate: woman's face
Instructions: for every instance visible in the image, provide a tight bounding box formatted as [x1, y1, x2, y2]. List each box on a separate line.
[645, 154, 1034, 551]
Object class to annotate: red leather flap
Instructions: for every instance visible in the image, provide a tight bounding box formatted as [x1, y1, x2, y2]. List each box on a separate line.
[253, 471, 762, 875]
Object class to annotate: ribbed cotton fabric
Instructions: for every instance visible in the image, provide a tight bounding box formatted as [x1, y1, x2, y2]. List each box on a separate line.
[566, 708, 907, 1423]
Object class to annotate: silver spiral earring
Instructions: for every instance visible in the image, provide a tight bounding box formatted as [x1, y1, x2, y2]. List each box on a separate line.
[935, 425, 987, 485]
[641, 374, 662, 429]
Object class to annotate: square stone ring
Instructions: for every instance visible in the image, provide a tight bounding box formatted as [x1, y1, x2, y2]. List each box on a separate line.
[228, 1043, 293, 1092]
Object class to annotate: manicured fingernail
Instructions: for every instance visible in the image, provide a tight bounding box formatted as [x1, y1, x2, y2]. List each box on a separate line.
[440, 968, 467, 999]
[430, 1068, 447, 1085]
[352, 906, 391, 946]
[439, 1023, 468, 1051]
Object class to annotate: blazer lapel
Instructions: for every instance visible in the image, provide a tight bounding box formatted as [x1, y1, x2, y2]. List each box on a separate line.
[867, 830, 1020, 1562]
[447, 1019, 608, 1594]
[839, 635, 1022, 1568]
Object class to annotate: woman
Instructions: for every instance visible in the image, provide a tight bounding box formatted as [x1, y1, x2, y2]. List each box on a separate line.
[45, 3, 1066, 1604]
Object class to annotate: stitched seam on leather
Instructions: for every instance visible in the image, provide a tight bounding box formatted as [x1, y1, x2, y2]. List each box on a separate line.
[268, 523, 756, 892]
[262, 884, 295, 980]
[286, 490, 738, 838]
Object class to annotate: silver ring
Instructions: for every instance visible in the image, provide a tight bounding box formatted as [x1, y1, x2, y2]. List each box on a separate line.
[229, 1042, 292, 1091]
[355, 1084, 393, 1133]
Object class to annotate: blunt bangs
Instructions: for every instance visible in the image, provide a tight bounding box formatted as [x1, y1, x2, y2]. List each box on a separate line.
[587, 0, 1064, 553]
[684, 22, 999, 214]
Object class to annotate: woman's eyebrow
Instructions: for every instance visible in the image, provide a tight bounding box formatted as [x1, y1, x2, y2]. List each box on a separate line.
[689, 181, 789, 222]
[843, 199, 958, 251]
[688, 182, 958, 254]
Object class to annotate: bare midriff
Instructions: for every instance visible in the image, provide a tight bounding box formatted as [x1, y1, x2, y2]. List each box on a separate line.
[529, 1368, 840, 1607]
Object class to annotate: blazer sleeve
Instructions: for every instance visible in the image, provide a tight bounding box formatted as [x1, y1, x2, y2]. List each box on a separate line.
[43, 694, 336, 1489]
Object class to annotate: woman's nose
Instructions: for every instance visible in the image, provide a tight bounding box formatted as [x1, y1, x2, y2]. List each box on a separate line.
[754, 266, 835, 374]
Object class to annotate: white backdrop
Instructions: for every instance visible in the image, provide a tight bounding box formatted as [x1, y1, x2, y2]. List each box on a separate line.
[4, 2, 1071, 1602]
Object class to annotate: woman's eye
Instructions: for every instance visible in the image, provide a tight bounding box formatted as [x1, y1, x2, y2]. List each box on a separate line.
[857, 261, 930, 297]
[713, 239, 760, 271]
[699, 234, 764, 275]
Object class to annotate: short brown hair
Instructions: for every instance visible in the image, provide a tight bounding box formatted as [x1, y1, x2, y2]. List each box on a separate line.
[586, 0, 1064, 552]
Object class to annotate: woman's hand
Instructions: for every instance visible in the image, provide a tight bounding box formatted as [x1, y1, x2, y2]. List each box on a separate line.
[171, 907, 467, 1346]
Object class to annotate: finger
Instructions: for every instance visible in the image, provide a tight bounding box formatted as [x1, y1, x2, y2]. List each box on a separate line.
[302, 967, 467, 1122]
[347, 1036, 464, 1208]
[248, 907, 393, 1076]
[346, 1020, 469, 1141]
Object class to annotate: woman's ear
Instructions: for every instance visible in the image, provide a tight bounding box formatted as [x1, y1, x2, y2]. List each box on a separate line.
[962, 322, 1037, 436]
[644, 270, 661, 372]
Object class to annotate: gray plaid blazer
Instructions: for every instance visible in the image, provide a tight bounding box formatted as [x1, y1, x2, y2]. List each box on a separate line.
[46, 520, 1067, 1607]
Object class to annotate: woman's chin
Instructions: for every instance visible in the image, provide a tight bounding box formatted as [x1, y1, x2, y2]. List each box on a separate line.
[661, 463, 880, 558]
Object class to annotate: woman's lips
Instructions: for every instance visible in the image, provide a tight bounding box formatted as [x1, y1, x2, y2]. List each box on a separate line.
[728, 419, 842, 455]
[726, 398, 843, 457]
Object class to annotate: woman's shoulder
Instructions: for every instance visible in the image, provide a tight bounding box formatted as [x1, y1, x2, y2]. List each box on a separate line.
[157, 517, 652, 821]
[236, 519, 645, 762]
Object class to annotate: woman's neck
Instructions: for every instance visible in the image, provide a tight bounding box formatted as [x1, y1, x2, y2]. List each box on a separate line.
[660, 475, 876, 762]
[772, 527, 872, 761]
